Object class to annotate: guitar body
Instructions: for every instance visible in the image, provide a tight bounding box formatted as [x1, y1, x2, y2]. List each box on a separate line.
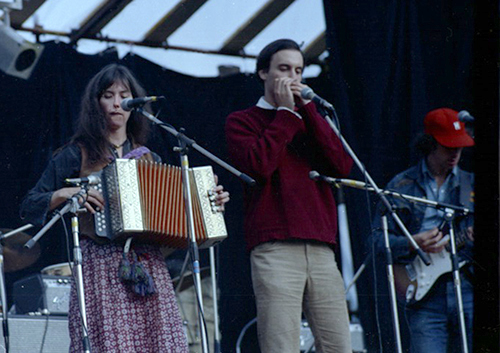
[394, 251, 467, 303]
[393, 214, 472, 303]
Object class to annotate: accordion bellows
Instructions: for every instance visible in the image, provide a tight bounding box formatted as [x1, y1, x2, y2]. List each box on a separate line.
[94, 159, 227, 248]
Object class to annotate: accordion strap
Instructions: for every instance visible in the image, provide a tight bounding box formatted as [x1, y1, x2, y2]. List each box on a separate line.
[123, 146, 151, 160]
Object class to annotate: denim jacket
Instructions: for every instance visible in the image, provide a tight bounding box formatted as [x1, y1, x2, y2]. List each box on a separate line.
[372, 159, 474, 264]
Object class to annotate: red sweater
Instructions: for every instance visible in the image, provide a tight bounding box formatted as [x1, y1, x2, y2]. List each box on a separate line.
[225, 101, 353, 251]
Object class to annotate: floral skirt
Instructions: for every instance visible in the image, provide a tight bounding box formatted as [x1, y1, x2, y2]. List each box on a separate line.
[68, 238, 189, 353]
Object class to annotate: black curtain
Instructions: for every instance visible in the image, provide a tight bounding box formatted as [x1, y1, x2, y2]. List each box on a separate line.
[323, 0, 498, 352]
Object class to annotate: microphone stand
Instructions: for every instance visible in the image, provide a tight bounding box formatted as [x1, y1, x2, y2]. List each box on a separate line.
[174, 246, 221, 351]
[315, 107, 430, 353]
[209, 246, 221, 353]
[24, 188, 92, 353]
[177, 134, 209, 353]
[136, 107, 255, 353]
[337, 187, 361, 322]
[381, 215, 403, 353]
[441, 207, 470, 353]
[174, 251, 199, 344]
[322, 177, 472, 353]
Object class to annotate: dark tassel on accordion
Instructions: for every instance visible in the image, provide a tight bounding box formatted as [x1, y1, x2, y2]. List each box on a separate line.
[118, 252, 133, 281]
[118, 238, 156, 296]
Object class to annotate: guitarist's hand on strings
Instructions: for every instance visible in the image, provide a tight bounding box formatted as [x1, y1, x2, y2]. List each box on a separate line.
[412, 227, 449, 253]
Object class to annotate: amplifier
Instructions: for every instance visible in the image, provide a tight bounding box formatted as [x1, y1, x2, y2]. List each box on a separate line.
[13, 274, 71, 315]
[300, 321, 366, 353]
[0, 315, 69, 353]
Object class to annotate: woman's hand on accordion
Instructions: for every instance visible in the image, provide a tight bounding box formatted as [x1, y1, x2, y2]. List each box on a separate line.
[212, 175, 230, 212]
[51, 186, 105, 214]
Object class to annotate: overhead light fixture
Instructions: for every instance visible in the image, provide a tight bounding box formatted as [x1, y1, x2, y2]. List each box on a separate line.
[0, 21, 44, 79]
[0, 0, 22, 11]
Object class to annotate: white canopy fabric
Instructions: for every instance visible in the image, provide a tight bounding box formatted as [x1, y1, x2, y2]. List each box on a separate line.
[1, 0, 327, 77]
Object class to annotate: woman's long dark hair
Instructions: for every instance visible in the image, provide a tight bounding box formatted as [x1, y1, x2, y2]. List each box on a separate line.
[71, 64, 150, 166]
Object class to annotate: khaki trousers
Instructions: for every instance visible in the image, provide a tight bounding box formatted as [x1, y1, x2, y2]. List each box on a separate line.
[251, 240, 352, 353]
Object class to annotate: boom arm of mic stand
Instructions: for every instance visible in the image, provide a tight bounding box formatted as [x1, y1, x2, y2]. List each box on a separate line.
[24, 189, 87, 249]
[331, 179, 472, 216]
[136, 108, 256, 187]
[0, 224, 34, 241]
[24, 203, 71, 249]
[322, 114, 431, 266]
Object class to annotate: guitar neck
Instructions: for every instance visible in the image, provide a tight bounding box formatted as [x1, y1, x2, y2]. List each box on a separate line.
[443, 215, 471, 252]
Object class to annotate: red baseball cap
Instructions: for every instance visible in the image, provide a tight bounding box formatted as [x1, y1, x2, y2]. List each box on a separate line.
[424, 108, 474, 148]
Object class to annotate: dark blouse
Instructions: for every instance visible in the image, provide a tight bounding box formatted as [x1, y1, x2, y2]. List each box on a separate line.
[20, 142, 161, 227]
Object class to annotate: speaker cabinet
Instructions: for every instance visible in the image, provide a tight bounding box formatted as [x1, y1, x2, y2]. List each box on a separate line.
[300, 321, 367, 352]
[13, 274, 71, 315]
[0, 22, 43, 79]
[0, 315, 69, 352]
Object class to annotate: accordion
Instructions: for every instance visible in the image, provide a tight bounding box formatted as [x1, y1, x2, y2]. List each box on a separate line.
[92, 159, 227, 248]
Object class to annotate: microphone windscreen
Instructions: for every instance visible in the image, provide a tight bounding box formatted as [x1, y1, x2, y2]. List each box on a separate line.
[309, 170, 320, 180]
[120, 98, 133, 111]
[458, 110, 474, 122]
[301, 87, 315, 100]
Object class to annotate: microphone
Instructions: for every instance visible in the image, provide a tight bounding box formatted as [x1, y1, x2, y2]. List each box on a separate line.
[457, 110, 474, 123]
[120, 96, 164, 111]
[309, 170, 339, 185]
[65, 175, 101, 185]
[309, 170, 327, 182]
[309, 171, 370, 190]
[301, 88, 334, 111]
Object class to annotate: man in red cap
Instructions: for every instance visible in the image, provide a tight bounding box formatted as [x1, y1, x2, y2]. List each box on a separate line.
[372, 107, 474, 353]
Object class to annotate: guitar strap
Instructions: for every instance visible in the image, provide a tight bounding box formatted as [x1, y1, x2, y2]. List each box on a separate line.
[458, 170, 475, 283]
[458, 171, 474, 208]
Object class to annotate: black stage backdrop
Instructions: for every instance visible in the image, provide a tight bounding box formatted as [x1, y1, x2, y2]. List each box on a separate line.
[0, 1, 498, 352]
[323, 0, 499, 352]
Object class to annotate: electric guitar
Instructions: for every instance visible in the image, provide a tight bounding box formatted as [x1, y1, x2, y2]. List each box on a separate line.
[393, 216, 472, 303]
